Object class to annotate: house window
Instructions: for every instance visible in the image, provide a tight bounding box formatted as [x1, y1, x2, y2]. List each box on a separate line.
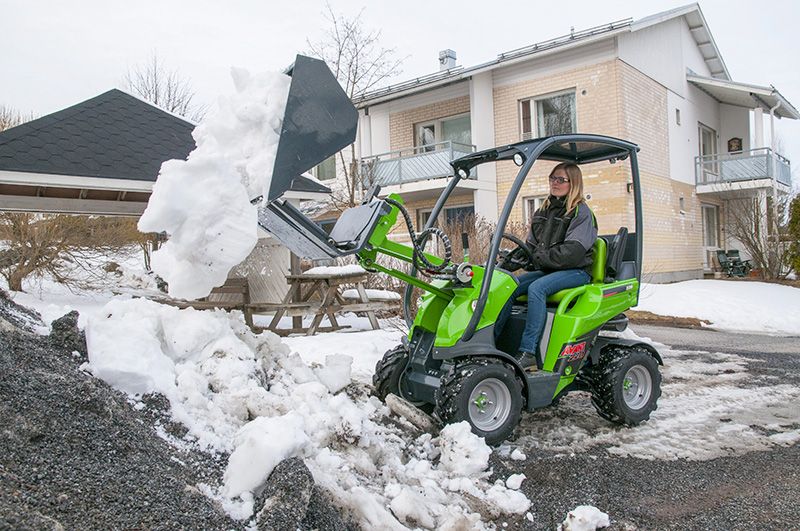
[415, 113, 472, 152]
[524, 196, 546, 224]
[520, 91, 576, 140]
[445, 205, 475, 225]
[312, 155, 336, 181]
[701, 204, 718, 247]
[698, 123, 718, 176]
[317, 219, 337, 235]
[418, 208, 435, 230]
[417, 205, 475, 230]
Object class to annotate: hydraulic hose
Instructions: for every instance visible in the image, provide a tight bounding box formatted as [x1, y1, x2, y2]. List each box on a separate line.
[383, 197, 452, 275]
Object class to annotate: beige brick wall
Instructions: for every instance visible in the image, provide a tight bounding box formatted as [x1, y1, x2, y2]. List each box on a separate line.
[492, 60, 628, 233]
[617, 60, 703, 278]
[389, 96, 471, 151]
[489, 59, 704, 279]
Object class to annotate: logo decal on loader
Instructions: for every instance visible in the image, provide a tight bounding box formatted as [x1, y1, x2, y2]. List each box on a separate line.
[559, 341, 587, 362]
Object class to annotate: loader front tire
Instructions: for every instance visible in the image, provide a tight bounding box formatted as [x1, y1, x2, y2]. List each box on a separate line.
[372, 345, 409, 401]
[434, 357, 523, 446]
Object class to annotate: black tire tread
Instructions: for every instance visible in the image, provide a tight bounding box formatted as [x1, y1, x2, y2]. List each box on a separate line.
[434, 357, 523, 445]
[372, 345, 408, 400]
[583, 346, 662, 425]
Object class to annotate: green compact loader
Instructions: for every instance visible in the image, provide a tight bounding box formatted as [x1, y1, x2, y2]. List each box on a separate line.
[261, 55, 662, 445]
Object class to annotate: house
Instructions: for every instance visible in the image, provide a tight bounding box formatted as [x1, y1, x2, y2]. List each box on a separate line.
[348, 3, 797, 282]
[0, 89, 331, 300]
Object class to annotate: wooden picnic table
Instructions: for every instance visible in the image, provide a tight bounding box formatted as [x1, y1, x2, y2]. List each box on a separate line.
[248, 270, 398, 336]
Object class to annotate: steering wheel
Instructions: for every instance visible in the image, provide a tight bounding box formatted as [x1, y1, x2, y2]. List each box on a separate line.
[497, 233, 535, 271]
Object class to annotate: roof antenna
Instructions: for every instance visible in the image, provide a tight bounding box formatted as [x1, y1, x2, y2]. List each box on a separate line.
[570, 26, 575, 38]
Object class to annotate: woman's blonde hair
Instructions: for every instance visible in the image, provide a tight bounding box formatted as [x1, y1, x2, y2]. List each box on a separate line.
[541, 162, 585, 214]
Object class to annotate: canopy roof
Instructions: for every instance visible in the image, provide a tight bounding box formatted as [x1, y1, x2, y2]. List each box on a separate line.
[687, 73, 800, 120]
[451, 134, 639, 173]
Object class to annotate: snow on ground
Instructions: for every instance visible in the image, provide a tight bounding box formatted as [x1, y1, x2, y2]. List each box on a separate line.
[558, 505, 610, 531]
[85, 298, 530, 528]
[638, 280, 800, 336]
[138, 68, 290, 300]
[6, 268, 800, 527]
[514, 330, 800, 460]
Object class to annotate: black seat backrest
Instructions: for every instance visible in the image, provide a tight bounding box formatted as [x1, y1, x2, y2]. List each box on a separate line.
[602, 227, 629, 282]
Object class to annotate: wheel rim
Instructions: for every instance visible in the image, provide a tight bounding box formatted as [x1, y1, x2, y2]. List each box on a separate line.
[622, 365, 653, 410]
[468, 377, 512, 432]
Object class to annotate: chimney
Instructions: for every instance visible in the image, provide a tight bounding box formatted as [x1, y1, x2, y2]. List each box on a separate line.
[438, 49, 457, 71]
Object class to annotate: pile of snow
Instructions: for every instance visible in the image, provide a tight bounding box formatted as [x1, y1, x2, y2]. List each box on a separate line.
[558, 505, 610, 531]
[138, 68, 291, 300]
[85, 298, 530, 528]
[637, 280, 800, 335]
[302, 264, 366, 276]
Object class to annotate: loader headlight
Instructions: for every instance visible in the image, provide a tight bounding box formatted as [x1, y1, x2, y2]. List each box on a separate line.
[471, 299, 478, 312]
[457, 168, 469, 178]
[513, 153, 525, 166]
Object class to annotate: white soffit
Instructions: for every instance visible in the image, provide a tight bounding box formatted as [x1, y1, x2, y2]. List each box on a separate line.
[687, 74, 800, 120]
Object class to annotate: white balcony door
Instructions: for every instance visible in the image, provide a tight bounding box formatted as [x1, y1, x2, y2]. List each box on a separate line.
[699, 123, 719, 180]
[701, 203, 719, 270]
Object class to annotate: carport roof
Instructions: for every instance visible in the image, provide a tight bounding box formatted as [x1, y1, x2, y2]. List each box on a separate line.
[0, 89, 196, 181]
[0, 89, 331, 195]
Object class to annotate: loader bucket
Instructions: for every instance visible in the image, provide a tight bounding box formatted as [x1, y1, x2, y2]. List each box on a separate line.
[267, 55, 359, 203]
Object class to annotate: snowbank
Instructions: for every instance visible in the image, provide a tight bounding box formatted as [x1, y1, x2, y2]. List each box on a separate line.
[637, 280, 800, 335]
[138, 68, 290, 300]
[85, 298, 531, 528]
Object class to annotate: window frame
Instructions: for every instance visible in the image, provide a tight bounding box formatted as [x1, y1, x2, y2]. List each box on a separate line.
[523, 195, 547, 224]
[414, 112, 472, 152]
[312, 154, 337, 181]
[519, 89, 577, 140]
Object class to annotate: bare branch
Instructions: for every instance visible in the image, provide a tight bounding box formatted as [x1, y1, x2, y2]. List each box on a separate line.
[124, 51, 206, 121]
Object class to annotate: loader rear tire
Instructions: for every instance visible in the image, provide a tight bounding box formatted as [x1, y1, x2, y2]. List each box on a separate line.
[434, 357, 523, 446]
[584, 346, 661, 426]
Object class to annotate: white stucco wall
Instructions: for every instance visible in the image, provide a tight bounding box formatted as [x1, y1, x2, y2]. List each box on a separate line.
[719, 103, 751, 154]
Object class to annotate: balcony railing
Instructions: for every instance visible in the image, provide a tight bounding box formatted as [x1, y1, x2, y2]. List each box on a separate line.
[360, 140, 476, 187]
[695, 148, 791, 187]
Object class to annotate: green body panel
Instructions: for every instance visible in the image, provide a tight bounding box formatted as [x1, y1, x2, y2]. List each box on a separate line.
[544, 279, 639, 394]
[432, 266, 517, 347]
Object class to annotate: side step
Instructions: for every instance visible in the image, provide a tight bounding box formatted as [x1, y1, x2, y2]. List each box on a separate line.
[524, 371, 561, 410]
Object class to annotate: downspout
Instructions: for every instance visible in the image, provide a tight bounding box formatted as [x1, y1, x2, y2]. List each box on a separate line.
[768, 98, 782, 254]
[769, 99, 782, 152]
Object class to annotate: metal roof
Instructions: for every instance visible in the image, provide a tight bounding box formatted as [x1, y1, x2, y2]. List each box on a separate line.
[687, 73, 800, 119]
[355, 3, 730, 106]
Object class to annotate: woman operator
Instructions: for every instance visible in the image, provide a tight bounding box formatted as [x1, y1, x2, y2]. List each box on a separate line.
[494, 162, 597, 370]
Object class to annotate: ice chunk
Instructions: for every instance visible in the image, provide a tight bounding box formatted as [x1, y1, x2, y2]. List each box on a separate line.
[558, 505, 610, 531]
[438, 422, 492, 476]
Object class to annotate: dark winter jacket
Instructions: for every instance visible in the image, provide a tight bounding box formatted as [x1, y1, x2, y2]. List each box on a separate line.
[525, 195, 597, 272]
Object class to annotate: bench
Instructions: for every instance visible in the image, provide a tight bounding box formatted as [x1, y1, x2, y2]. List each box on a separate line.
[155, 277, 255, 328]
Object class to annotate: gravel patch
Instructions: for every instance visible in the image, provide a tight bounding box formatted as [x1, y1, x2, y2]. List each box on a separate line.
[0, 311, 243, 530]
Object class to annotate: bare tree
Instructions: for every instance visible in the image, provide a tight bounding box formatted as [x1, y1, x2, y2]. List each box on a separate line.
[0, 105, 35, 132]
[306, 3, 404, 210]
[0, 214, 146, 292]
[789, 194, 800, 275]
[725, 191, 793, 279]
[124, 52, 206, 121]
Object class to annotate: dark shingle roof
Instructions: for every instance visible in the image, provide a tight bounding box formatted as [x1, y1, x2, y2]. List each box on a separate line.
[0, 89, 195, 181]
[0, 89, 331, 197]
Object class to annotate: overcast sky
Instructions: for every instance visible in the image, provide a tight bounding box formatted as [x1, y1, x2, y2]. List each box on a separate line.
[3, 0, 799, 176]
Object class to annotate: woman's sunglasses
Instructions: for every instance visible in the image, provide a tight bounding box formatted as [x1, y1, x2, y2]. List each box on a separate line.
[549, 175, 570, 184]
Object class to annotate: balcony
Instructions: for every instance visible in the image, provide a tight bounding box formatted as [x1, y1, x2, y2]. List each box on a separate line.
[360, 141, 476, 187]
[695, 148, 792, 191]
